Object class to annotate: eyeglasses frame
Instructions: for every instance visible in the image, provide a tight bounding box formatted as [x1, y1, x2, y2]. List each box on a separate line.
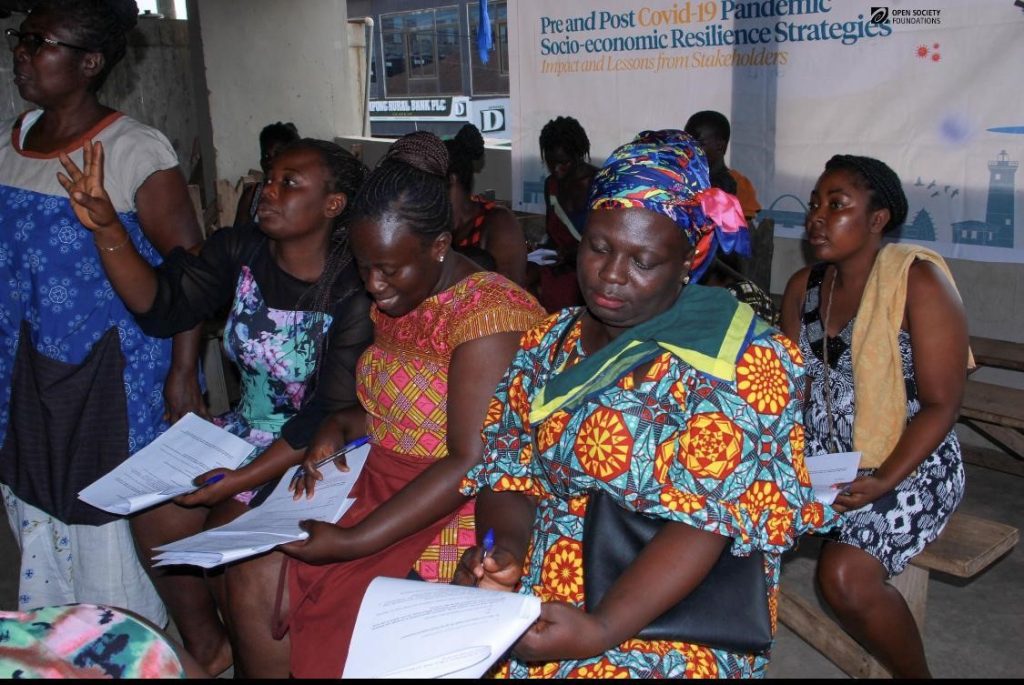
[5, 28, 95, 55]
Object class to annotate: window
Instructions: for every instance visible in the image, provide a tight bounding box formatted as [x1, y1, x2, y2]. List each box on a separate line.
[468, 1, 509, 96]
[379, 7, 462, 97]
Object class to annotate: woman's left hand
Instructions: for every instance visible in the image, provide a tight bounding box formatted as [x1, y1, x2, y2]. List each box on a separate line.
[832, 473, 891, 512]
[512, 602, 610, 663]
[163, 365, 208, 423]
[279, 520, 353, 565]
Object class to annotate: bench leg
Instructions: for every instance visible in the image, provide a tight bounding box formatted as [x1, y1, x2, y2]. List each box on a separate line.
[778, 587, 891, 678]
[888, 564, 929, 631]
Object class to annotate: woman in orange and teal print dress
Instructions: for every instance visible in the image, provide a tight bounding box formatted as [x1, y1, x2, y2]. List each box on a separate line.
[456, 130, 837, 678]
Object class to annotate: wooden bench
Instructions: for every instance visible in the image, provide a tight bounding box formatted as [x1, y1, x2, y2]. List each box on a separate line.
[778, 511, 1019, 678]
[959, 336, 1024, 477]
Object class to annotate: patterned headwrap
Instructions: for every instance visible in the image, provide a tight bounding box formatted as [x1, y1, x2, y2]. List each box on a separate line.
[589, 129, 749, 281]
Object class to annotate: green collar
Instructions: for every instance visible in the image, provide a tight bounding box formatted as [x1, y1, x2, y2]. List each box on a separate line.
[530, 285, 770, 426]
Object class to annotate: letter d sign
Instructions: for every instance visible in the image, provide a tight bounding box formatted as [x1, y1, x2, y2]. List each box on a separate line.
[480, 108, 506, 133]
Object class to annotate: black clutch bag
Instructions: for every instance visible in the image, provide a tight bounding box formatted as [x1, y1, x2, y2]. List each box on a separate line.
[582, 489, 773, 653]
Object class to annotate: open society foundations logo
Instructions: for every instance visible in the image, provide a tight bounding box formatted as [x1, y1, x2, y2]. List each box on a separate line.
[870, 7, 943, 25]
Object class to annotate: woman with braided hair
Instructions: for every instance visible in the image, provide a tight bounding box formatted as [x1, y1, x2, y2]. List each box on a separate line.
[0, 0, 203, 636]
[446, 123, 528, 285]
[781, 155, 970, 677]
[220, 131, 544, 678]
[59, 137, 373, 675]
[533, 115, 597, 312]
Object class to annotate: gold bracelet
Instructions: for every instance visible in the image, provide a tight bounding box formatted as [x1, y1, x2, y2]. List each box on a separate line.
[95, 234, 130, 253]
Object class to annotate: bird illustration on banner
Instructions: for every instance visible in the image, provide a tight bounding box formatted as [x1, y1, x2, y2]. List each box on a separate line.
[478, 0, 493, 64]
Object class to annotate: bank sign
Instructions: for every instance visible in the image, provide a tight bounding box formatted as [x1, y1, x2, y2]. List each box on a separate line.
[369, 96, 511, 138]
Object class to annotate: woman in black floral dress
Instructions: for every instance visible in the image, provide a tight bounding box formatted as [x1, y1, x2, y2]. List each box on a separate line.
[781, 155, 969, 678]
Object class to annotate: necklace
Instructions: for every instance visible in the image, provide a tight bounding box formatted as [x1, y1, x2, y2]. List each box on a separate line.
[821, 267, 843, 453]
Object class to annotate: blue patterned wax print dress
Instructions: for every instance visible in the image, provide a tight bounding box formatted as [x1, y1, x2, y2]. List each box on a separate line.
[0, 111, 177, 623]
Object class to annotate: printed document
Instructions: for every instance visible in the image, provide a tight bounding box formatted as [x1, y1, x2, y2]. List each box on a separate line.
[78, 412, 255, 515]
[805, 451, 862, 505]
[343, 577, 541, 679]
[153, 444, 369, 568]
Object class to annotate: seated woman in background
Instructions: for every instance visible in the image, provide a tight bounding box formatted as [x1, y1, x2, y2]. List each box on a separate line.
[701, 256, 779, 325]
[59, 138, 372, 676]
[445, 123, 528, 285]
[532, 115, 596, 312]
[0, 603, 208, 679]
[780, 155, 969, 678]
[233, 121, 300, 227]
[455, 130, 835, 678]
[221, 132, 546, 679]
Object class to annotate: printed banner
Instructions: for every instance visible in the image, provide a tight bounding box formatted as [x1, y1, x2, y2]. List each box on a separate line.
[510, 0, 1024, 263]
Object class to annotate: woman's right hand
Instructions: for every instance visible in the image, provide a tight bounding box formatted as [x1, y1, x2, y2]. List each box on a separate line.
[290, 413, 357, 500]
[56, 140, 121, 233]
[173, 467, 243, 508]
[451, 543, 522, 591]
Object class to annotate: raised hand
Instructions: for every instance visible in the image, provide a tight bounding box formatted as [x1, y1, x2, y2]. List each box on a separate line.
[57, 140, 120, 233]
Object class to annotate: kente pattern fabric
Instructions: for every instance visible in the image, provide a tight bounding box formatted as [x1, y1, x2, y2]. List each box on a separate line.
[0, 604, 185, 679]
[589, 129, 749, 281]
[799, 263, 964, 577]
[463, 309, 837, 678]
[0, 111, 174, 624]
[357, 271, 544, 582]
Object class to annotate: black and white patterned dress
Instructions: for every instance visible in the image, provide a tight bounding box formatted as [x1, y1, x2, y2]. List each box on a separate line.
[798, 263, 965, 577]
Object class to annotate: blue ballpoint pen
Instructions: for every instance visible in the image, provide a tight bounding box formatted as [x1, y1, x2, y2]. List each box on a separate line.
[198, 473, 224, 488]
[293, 435, 370, 483]
[481, 527, 495, 560]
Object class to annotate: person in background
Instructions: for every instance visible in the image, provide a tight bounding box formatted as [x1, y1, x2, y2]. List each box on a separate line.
[533, 115, 596, 312]
[59, 137, 372, 676]
[0, 0, 203, 640]
[446, 123, 528, 285]
[780, 155, 969, 678]
[684, 110, 761, 222]
[701, 256, 779, 326]
[220, 131, 545, 678]
[455, 129, 834, 678]
[233, 121, 300, 227]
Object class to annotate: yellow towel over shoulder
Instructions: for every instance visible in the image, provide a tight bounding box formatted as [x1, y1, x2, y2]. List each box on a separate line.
[851, 243, 974, 469]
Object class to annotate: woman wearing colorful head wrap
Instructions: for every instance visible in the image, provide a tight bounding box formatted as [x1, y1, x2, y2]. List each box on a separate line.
[780, 155, 970, 677]
[454, 130, 836, 678]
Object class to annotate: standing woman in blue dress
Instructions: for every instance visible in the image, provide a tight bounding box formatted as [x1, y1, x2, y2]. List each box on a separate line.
[0, 0, 204, 630]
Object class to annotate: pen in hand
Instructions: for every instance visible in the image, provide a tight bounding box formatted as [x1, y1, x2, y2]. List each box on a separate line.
[292, 435, 370, 484]
[197, 473, 224, 488]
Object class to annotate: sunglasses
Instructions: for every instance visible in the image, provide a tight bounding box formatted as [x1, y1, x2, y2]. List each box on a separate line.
[5, 28, 94, 55]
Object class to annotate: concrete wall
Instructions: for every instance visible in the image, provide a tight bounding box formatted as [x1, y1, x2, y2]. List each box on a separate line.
[0, 14, 198, 173]
[192, 0, 364, 184]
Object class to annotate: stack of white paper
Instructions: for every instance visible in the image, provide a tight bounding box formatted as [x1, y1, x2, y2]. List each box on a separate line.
[152, 444, 369, 568]
[343, 578, 541, 679]
[804, 451, 862, 505]
[78, 412, 256, 515]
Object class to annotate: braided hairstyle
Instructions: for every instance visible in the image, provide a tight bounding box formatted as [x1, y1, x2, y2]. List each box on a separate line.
[260, 121, 299, 153]
[825, 155, 909, 232]
[30, 0, 138, 92]
[284, 139, 367, 397]
[351, 131, 452, 244]
[539, 116, 590, 165]
[445, 124, 485, 193]
[289, 138, 368, 315]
